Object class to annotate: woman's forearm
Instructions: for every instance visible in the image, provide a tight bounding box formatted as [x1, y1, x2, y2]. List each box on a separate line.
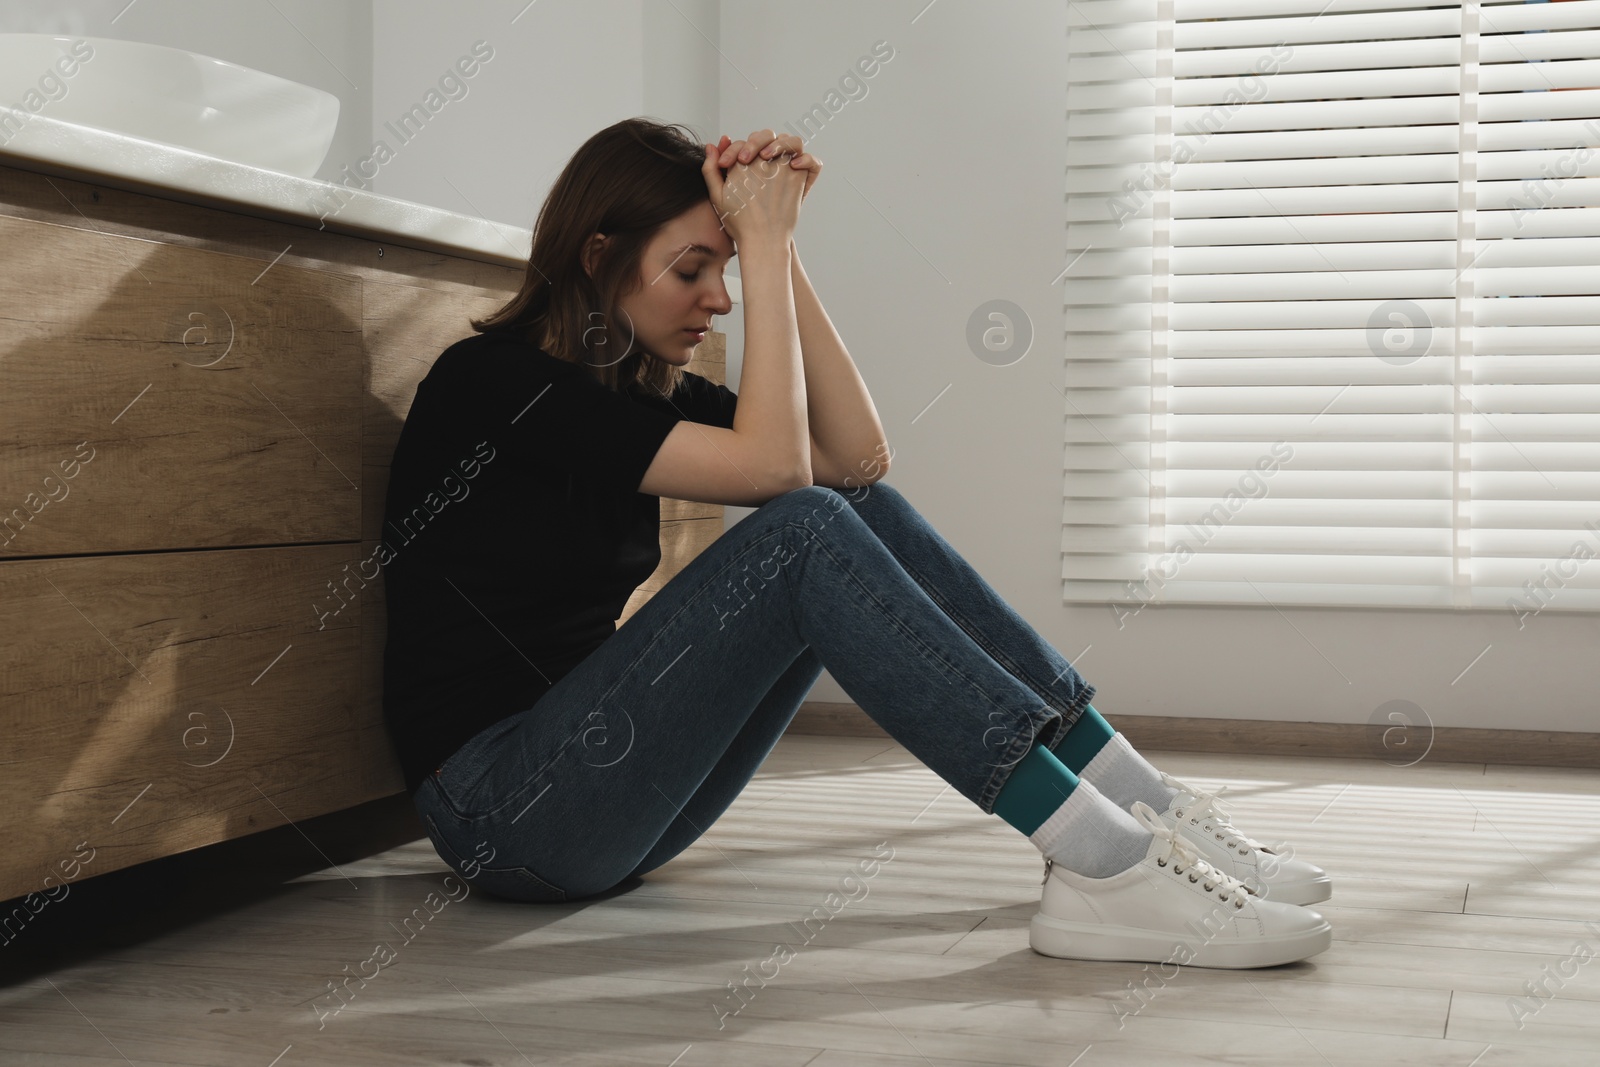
[732, 235, 811, 483]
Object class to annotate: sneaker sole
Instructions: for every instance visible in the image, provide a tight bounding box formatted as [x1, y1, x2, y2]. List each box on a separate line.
[1028, 912, 1333, 969]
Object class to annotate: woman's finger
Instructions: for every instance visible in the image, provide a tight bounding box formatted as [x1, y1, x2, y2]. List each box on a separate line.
[715, 130, 800, 161]
[717, 138, 749, 169]
[712, 129, 808, 167]
[701, 142, 729, 204]
[788, 152, 822, 201]
[758, 133, 803, 160]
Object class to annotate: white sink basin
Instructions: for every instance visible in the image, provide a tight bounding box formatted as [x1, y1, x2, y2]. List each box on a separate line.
[0, 34, 339, 178]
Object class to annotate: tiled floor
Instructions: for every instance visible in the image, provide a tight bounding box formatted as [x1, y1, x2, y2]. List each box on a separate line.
[3, 734, 1598, 1065]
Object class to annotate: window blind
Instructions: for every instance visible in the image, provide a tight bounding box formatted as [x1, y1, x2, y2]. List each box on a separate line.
[1062, 0, 1600, 619]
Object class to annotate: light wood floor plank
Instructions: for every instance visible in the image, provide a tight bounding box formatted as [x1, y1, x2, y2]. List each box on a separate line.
[3, 735, 1596, 1065]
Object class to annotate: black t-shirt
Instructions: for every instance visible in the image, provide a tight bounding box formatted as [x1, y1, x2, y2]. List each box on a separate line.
[379, 329, 738, 796]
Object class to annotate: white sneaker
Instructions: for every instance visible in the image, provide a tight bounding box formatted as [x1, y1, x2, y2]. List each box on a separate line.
[1155, 771, 1332, 907]
[1030, 801, 1333, 969]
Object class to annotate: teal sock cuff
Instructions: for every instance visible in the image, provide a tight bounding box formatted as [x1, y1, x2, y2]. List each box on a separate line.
[992, 741, 1080, 837]
[1052, 703, 1117, 776]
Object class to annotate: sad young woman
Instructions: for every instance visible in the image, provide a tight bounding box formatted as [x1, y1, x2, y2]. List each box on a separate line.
[379, 117, 1332, 968]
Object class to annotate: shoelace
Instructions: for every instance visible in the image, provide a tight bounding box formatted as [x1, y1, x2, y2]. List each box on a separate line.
[1035, 807, 1257, 904]
[1129, 800, 1251, 908]
[1158, 771, 1275, 856]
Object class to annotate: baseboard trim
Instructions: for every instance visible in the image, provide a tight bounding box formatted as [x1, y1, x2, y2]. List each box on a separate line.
[789, 700, 1600, 770]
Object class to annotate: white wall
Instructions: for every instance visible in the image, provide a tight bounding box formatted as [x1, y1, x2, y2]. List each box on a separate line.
[714, 0, 1599, 735]
[370, 0, 632, 229]
[0, 0, 372, 184]
[11, 1, 1590, 734]
[366, 0, 720, 230]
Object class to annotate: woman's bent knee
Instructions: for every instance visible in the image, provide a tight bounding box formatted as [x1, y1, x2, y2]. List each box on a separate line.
[838, 477, 901, 509]
[757, 484, 844, 513]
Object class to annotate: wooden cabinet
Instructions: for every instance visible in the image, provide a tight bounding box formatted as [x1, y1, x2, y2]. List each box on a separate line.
[0, 164, 725, 905]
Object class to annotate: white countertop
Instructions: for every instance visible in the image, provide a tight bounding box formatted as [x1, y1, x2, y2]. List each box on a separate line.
[0, 104, 553, 268]
[0, 104, 748, 308]
[0, 105, 543, 266]
[0, 107, 745, 298]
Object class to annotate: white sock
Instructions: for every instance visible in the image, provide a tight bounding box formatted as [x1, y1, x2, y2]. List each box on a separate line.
[1079, 733, 1178, 814]
[1028, 778, 1152, 878]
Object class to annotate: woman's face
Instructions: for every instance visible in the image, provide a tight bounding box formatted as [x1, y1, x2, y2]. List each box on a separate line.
[614, 200, 737, 367]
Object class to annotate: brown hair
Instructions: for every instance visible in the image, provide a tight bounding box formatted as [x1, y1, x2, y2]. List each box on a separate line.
[471, 116, 712, 398]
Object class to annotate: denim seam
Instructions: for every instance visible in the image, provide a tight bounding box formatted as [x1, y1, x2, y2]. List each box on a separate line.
[1042, 686, 1097, 755]
[785, 497, 1033, 702]
[895, 551, 1089, 720]
[590, 526, 799, 717]
[845, 490, 1095, 736]
[979, 702, 1067, 814]
[472, 544, 788, 819]
[446, 721, 586, 823]
[434, 718, 521, 813]
[647, 526, 797, 645]
[518, 524, 803, 836]
[475, 514, 806, 827]
[900, 565, 1095, 748]
[798, 524, 993, 706]
[421, 809, 568, 901]
[801, 520, 1056, 811]
[837, 489, 1093, 804]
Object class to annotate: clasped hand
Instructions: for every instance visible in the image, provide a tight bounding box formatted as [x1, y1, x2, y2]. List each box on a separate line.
[702, 128, 822, 244]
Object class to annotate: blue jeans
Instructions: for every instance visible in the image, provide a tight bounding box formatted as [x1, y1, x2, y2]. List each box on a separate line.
[412, 481, 1096, 902]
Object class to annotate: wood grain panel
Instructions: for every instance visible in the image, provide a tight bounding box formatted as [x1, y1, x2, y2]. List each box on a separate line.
[0, 545, 370, 903]
[0, 163, 520, 293]
[0, 214, 362, 556]
[0, 159, 731, 903]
